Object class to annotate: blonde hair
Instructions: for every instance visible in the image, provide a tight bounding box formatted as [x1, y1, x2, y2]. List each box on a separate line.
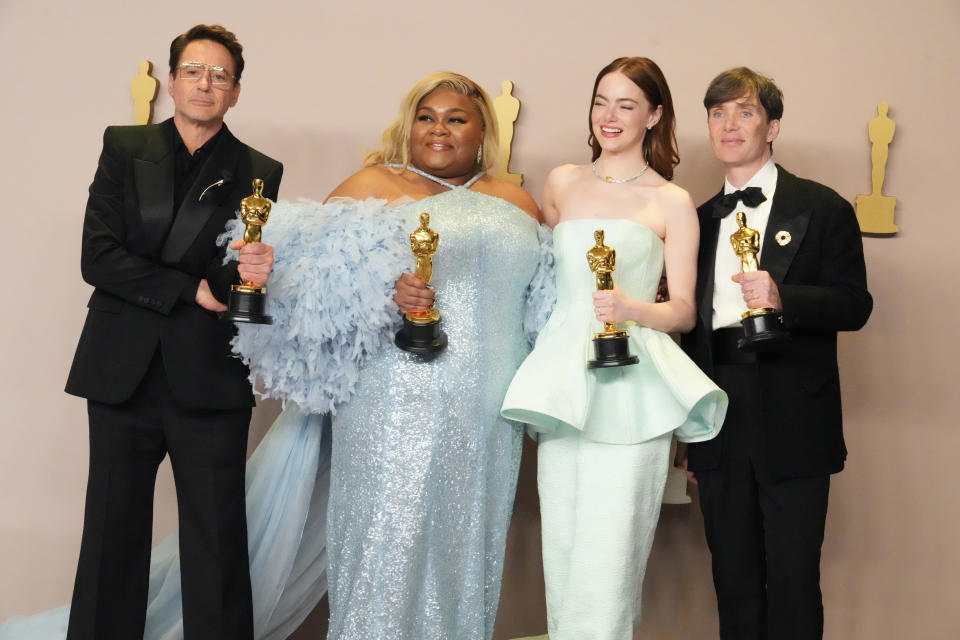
[364, 71, 500, 173]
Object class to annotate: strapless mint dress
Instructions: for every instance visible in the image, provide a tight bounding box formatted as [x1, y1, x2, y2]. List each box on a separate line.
[502, 217, 726, 444]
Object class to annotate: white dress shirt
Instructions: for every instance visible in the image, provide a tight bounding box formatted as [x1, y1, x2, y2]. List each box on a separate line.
[712, 160, 778, 329]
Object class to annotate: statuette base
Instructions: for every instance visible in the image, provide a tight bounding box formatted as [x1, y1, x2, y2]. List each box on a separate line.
[588, 331, 639, 369]
[855, 193, 898, 235]
[395, 312, 447, 355]
[737, 309, 788, 352]
[220, 284, 273, 325]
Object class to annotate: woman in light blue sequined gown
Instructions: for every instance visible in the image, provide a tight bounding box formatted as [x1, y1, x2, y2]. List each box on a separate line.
[0, 72, 548, 640]
[314, 73, 542, 640]
[323, 191, 537, 640]
[501, 58, 727, 640]
[237, 71, 545, 640]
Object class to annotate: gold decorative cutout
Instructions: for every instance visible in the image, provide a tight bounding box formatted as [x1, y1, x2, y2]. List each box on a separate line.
[856, 102, 898, 235]
[492, 80, 523, 186]
[131, 60, 159, 125]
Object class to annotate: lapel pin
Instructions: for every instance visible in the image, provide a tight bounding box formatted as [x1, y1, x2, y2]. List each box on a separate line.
[775, 230, 792, 246]
[198, 178, 225, 202]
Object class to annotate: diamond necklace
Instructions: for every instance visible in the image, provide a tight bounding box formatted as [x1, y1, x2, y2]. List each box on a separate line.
[592, 160, 649, 183]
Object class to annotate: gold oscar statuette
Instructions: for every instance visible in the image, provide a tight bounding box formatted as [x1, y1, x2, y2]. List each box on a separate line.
[586, 229, 638, 368]
[493, 80, 523, 186]
[220, 178, 273, 324]
[731, 211, 787, 350]
[855, 101, 898, 235]
[394, 213, 448, 354]
[130, 60, 159, 125]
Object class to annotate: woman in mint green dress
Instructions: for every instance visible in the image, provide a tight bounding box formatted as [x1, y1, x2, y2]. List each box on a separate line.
[501, 57, 727, 640]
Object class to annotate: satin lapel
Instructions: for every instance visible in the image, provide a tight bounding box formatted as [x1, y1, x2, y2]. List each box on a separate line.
[133, 122, 175, 253]
[696, 190, 724, 332]
[760, 165, 811, 283]
[160, 126, 241, 264]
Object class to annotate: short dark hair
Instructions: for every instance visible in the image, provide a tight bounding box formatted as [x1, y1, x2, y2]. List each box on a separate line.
[703, 67, 783, 121]
[588, 57, 680, 181]
[169, 24, 244, 81]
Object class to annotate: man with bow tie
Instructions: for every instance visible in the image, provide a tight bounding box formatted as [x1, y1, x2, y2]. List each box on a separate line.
[63, 25, 281, 640]
[680, 67, 872, 639]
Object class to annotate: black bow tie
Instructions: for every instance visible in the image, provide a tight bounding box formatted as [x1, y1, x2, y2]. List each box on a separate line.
[713, 186, 767, 218]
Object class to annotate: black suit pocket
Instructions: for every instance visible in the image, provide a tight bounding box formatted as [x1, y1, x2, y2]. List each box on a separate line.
[87, 290, 123, 313]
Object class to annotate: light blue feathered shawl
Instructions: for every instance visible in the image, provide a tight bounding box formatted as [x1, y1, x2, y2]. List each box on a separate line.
[219, 197, 556, 416]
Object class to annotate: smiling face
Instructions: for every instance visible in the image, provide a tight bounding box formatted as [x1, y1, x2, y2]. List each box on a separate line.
[707, 94, 780, 177]
[408, 90, 484, 183]
[167, 39, 240, 129]
[590, 71, 662, 157]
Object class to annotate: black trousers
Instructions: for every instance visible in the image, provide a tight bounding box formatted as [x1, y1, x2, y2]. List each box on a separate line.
[66, 353, 253, 640]
[696, 360, 830, 640]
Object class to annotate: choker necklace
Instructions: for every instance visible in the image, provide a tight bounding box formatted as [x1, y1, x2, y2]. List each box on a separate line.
[384, 163, 484, 190]
[592, 161, 649, 184]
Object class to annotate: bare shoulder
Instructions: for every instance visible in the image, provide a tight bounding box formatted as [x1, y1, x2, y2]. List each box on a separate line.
[542, 163, 590, 208]
[325, 166, 406, 202]
[656, 182, 699, 238]
[656, 181, 697, 216]
[477, 175, 541, 221]
[545, 163, 583, 190]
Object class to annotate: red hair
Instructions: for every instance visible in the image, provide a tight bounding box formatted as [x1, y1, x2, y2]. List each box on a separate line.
[587, 57, 679, 180]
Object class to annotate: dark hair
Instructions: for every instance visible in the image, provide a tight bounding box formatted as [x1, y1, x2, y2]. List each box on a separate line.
[169, 24, 244, 81]
[703, 67, 783, 121]
[587, 57, 679, 181]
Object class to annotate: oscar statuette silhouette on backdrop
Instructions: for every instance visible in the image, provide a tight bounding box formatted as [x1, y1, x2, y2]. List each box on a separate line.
[856, 101, 898, 235]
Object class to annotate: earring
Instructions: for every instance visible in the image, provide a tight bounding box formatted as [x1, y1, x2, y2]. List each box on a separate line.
[647, 124, 654, 130]
[476, 146, 483, 165]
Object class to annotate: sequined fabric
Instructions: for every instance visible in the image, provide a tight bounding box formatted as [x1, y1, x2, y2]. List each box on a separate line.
[327, 188, 540, 640]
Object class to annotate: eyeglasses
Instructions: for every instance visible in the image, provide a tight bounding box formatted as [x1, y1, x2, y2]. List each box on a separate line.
[176, 62, 235, 87]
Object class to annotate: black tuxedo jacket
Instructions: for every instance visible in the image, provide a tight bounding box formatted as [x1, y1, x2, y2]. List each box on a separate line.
[65, 119, 282, 409]
[682, 165, 872, 478]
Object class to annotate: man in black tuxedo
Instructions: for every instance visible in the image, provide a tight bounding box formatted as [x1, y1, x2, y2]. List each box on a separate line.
[681, 67, 872, 639]
[63, 24, 282, 640]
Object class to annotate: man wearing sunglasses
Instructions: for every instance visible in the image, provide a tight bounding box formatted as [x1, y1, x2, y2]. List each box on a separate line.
[64, 24, 282, 640]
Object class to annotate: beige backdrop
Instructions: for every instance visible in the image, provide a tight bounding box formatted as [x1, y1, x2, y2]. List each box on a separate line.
[1, 1, 958, 638]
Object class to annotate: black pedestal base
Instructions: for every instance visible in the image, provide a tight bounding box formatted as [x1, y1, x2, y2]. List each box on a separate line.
[738, 311, 788, 352]
[395, 315, 447, 355]
[588, 332, 639, 369]
[219, 285, 272, 324]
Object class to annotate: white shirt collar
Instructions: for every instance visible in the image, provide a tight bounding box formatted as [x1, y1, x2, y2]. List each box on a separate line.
[724, 159, 777, 199]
